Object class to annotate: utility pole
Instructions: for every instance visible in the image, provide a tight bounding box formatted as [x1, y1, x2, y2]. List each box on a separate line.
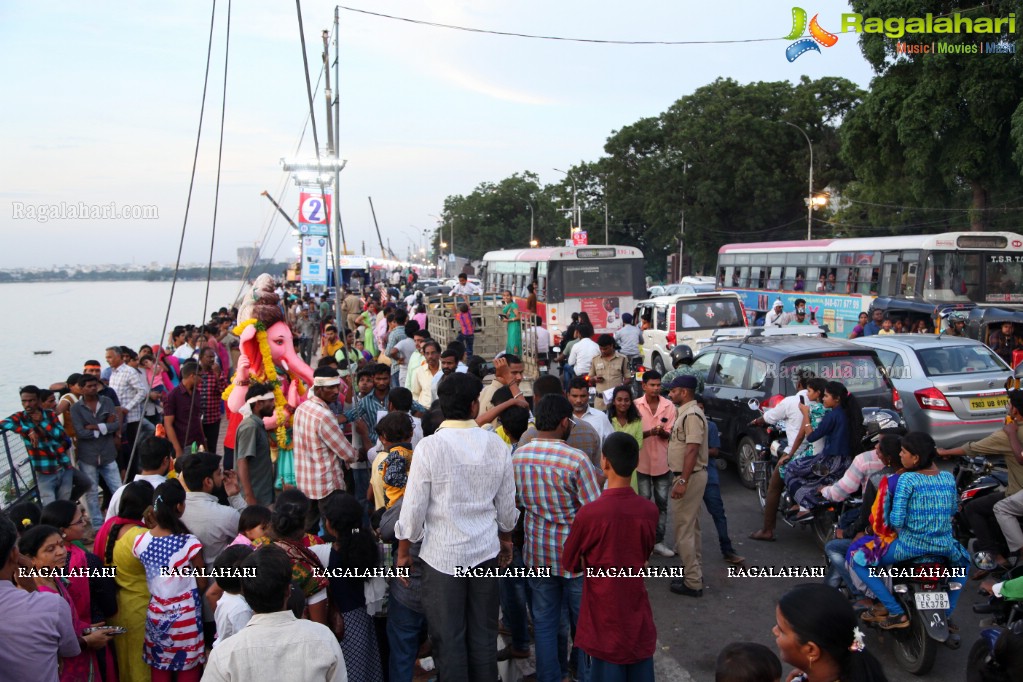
[678, 210, 685, 281]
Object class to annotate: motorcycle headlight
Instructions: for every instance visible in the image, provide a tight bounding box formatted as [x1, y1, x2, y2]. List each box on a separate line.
[974, 551, 998, 571]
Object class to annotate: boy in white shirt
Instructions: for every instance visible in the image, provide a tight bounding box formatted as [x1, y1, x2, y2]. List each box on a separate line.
[212, 545, 254, 647]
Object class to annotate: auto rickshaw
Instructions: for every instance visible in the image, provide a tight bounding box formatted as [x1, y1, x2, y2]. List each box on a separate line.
[967, 307, 1023, 369]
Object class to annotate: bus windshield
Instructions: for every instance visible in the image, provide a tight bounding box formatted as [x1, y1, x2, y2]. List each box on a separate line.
[924, 252, 1023, 303]
[552, 259, 645, 299]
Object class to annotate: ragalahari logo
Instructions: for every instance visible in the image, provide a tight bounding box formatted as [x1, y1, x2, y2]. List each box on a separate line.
[785, 7, 839, 61]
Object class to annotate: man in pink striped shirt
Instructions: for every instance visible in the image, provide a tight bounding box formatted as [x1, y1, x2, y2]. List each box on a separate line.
[635, 370, 677, 557]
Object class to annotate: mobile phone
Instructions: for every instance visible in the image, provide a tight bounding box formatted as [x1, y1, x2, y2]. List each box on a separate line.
[83, 626, 127, 635]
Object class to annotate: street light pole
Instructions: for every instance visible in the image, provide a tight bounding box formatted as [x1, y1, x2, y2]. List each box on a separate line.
[781, 121, 814, 241]
[526, 201, 535, 246]
[553, 168, 578, 233]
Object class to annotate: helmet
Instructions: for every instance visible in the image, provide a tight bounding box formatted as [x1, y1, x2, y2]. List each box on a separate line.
[670, 345, 694, 368]
[862, 408, 906, 444]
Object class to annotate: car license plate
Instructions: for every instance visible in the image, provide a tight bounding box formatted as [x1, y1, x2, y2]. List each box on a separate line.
[914, 591, 949, 611]
[969, 396, 1008, 411]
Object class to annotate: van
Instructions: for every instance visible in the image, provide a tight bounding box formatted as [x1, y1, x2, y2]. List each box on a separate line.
[634, 292, 747, 374]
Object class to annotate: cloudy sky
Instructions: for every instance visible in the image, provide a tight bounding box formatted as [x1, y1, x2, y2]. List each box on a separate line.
[0, 1, 875, 268]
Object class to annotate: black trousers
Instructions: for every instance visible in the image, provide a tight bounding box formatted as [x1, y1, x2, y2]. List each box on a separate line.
[202, 421, 221, 457]
[117, 421, 141, 481]
[421, 557, 500, 682]
[965, 491, 1007, 554]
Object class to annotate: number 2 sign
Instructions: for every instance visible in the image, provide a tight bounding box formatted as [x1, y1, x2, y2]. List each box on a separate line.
[299, 191, 332, 224]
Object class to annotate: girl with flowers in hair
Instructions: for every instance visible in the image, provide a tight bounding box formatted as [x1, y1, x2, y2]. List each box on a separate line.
[223, 274, 317, 491]
[774, 583, 887, 682]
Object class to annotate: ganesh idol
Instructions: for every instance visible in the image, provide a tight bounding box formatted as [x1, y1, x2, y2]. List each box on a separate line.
[222, 274, 323, 490]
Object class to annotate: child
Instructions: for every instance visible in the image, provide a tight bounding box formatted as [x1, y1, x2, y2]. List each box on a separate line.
[211, 544, 254, 647]
[231, 504, 272, 546]
[878, 318, 895, 335]
[455, 302, 475, 358]
[715, 642, 782, 682]
[562, 432, 658, 681]
[132, 479, 206, 682]
[376, 411, 415, 509]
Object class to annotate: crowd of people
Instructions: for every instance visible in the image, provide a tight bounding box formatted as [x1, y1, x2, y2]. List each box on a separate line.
[3, 273, 1023, 682]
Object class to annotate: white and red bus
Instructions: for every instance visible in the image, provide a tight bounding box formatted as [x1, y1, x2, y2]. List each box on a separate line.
[481, 245, 646, 343]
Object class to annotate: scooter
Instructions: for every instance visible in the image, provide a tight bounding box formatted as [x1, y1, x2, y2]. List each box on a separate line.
[953, 455, 1009, 547]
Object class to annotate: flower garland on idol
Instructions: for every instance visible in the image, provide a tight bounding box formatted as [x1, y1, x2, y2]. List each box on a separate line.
[221, 318, 306, 450]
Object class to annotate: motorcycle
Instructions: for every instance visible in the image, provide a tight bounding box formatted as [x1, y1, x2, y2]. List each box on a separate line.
[749, 401, 901, 550]
[953, 454, 1009, 547]
[968, 566, 1023, 682]
[859, 556, 963, 675]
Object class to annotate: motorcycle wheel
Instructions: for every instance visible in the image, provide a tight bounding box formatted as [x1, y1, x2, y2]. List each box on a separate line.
[756, 463, 773, 510]
[965, 636, 994, 682]
[812, 509, 836, 550]
[736, 437, 757, 490]
[892, 605, 938, 675]
[651, 354, 665, 375]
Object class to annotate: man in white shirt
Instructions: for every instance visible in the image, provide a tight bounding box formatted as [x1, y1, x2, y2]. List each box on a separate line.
[107, 345, 149, 478]
[178, 452, 247, 565]
[567, 377, 613, 443]
[449, 273, 481, 307]
[396, 372, 518, 682]
[410, 340, 442, 408]
[105, 436, 171, 521]
[764, 300, 786, 327]
[567, 323, 600, 377]
[748, 373, 824, 541]
[203, 545, 348, 682]
[614, 313, 642, 363]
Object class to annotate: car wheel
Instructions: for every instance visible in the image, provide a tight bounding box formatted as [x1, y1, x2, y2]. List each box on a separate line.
[736, 436, 757, 490]
[651, 354, 665, 375]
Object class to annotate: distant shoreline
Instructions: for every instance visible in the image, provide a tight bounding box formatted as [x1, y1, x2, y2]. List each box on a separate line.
[0, 264, 288, 284]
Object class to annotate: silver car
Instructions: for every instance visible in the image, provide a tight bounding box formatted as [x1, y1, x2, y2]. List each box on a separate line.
[850, 335, 1013, 448]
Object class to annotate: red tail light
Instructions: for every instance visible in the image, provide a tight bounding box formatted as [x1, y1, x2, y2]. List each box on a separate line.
[763, 394, 785, 410]
[666, 330, 676, 347]
[892, 387, 903, 411]
[961, 488, 984, 502]
[915, 387, 952, 412]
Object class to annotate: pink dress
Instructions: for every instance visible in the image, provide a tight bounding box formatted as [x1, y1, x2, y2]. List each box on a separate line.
[39, 577, 100, 682]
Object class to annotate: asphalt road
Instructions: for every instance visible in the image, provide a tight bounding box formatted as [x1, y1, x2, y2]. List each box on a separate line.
[645, 462, 981, 682]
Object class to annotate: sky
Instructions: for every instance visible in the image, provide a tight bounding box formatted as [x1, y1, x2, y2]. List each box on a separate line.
[0, 1, 877, 268]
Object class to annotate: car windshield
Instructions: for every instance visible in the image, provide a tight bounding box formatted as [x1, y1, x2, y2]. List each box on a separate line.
[675, 298, 745, 330]
[779, 354, 888, 396]
[915, 345, 1007, 376]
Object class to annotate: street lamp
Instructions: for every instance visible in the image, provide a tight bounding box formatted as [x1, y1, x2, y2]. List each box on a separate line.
[778, 121, 815, 241]
[553, 168, 580, 233]
[525, 201, 535, 246]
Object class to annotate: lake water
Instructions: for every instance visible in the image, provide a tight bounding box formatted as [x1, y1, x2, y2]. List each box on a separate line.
[0, 280, 244, 417]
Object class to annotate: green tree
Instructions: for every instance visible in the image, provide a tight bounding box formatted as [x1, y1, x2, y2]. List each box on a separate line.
[838, 0, 1023, 232]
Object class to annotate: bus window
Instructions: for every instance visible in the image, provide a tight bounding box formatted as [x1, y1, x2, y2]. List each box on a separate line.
[782, 266, 798, 290]
[737, 266, 750, 288]
[537, 276, 546, 302]
[881, 255, 900, 297]
[767, 266, 783, 289]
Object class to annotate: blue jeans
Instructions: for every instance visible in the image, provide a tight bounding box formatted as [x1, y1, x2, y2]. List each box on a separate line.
[636, 472, 670, 544]
[561, 364, 577, 392]
[824, 538, 862, 597]
[457, 333, 475, 358]
[529, 575, 589, 682]
[36, 468, 73, 506]
[499, 547, 531, 651]
[351, 467, 371, 519]
[702, 464, 736, 556]
[387, 596, 427, 682]
[80, 460, 123, 527]
[851, 548, 969, 616]
[589, 656, 654, 682]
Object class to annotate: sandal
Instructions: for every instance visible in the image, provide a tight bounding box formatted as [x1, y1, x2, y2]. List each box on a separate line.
[878, 613, 910, 630]
[748, 530, 776, 542]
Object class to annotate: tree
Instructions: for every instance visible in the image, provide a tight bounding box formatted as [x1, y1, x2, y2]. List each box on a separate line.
[838, 0, 1023, 232]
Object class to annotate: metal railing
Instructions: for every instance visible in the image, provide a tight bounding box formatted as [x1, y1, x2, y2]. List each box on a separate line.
[0, 429, 38, 511]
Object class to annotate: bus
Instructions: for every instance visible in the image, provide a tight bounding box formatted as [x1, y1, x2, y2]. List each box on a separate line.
[715, 232, 1023, 335]
[481, 245, 646, 342]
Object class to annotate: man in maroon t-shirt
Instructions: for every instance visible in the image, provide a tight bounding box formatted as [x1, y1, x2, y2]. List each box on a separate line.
[562, 432, 658, 679]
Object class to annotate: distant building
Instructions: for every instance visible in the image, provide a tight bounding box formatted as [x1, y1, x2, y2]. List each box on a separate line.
[237, 246, 259, 267]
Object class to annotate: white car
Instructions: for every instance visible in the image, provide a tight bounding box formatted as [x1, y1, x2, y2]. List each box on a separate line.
[633, 292, 748, 374]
